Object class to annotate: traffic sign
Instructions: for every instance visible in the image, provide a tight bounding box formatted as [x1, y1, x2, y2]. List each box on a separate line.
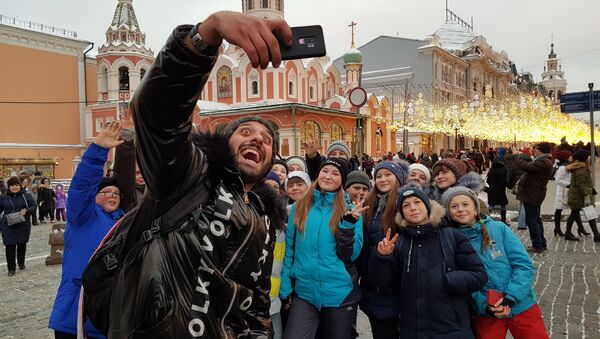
[560, 90, 600, 113]
[349, 87, 367, 107]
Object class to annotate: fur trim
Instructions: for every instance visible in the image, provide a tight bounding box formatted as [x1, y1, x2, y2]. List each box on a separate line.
[191, 131, 286, 230]
[567, 161, 588, 172]
[395, 200, 445, 228]
[430, 172, 485, 202]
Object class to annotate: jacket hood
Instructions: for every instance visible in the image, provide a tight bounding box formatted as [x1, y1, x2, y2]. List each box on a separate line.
[394, 200, 445, 228]
[567, 161, 588, 172]
[431, 171, 485, 201]
[191, 131, 287, 230]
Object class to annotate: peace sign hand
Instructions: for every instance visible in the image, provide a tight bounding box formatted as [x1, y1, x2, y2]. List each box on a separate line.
[377, 228, 399, 256]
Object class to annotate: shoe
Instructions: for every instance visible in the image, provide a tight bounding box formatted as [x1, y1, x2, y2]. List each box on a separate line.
[553, 228, 565, 236]
[578, 227, 591, 236]
[526, 246, 545, 253]
[7, 271, 15, 276]
[564, 233, 580, 241]
[18, 264, 25, 270]
[517, 226, 528, 230]
[32, 223, 39, 226]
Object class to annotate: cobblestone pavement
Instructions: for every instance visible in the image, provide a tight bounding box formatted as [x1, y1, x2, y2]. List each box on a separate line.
[0, 221, 599, 338]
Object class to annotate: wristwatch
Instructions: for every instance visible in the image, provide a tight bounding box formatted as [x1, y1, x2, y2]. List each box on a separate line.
[189, 23, 219, 55]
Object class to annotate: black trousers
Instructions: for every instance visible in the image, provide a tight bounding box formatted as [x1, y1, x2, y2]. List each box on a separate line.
[55, 331, 77, 339]
[284, 296, 357, 339]
[367, 316, 399, 339]
[5, 243, 26, 272]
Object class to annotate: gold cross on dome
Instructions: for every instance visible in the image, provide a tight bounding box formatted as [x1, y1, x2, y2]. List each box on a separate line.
[349, 21, 357, 48]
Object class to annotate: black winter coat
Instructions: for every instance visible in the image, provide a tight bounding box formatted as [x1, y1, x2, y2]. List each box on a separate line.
[92, 25, 287, 338]
[369, 202, 487, 339]
[486, 161, 509, 205]
[514, 154, 554, 205]
[0, 190, 36, 245]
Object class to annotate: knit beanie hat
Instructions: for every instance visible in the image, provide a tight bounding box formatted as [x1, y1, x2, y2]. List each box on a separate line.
[555, 150, 572, 162]
[327, 140, 351, 159]
[432, 158, 468, 180]
[264, 170, 281, 186]
[222, 116, 279, 161]
[396, 186, 432, 218]
[97, 177, 120, 193]
[409, 163, 432, 183]
[573, 149, 591, 162]
[285, 156, 307, 173]
[441, 186, 480, 218]
[318, 157, 349, 188]
[6, 176, 21, 187]
[273, 159, 288, 174]
[374, 160, 409, 186]
[287, 171, 311, 187]
[345, 171, 372, 190]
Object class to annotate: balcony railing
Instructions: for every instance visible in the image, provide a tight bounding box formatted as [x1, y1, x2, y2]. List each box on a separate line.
[0, 14, 78, 38]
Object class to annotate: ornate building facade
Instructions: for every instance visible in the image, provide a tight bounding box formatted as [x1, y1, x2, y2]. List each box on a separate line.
[541, 42, 567, 103]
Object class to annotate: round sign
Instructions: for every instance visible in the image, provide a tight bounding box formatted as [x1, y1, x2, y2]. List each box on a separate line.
[349, 87, 368, 107]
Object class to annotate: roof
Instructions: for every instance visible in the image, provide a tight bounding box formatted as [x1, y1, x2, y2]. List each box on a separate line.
[110, 0, 141, 32]
[433, 20, 476, 52]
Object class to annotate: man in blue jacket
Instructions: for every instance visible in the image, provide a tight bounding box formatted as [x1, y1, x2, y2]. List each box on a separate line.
[49, 122, 125, 339]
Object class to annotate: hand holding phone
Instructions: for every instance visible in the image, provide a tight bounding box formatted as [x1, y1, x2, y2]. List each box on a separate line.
[274, 25, 326, 61]
[487, 289, 504, 306]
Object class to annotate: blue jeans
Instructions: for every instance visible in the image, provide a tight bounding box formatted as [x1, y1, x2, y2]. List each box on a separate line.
[523, 202, 547, 249]
[518, 201, 526, 228]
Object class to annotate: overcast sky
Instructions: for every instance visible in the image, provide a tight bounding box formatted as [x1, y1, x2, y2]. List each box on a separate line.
[3, 0, 600, 93]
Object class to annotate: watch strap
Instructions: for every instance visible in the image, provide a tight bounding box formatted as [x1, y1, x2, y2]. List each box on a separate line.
[189, 23, 219, 55]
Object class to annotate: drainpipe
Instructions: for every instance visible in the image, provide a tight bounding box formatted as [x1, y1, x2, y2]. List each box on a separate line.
[292, 104, 298, 155]
[83, 42, 94, 105]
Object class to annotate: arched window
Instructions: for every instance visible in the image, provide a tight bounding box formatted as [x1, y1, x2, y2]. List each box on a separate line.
[309, 76, 317, 101]
[331, 123, 344, 142]
[249, 70, 259, 96]
[288, 73, 296, 97]
[288, 81, 294, 96]
[275, 0, 281, 10]
[217, 66, 233, 98]
[140, 68, 146, 81]
[119, 66, 130, 90]
[548, 90, 554, 99]
[301, 120, 321, 146]
[99, 68, 108, 93]
[262, 0, 269, 8]
[247, 0, 254, 10]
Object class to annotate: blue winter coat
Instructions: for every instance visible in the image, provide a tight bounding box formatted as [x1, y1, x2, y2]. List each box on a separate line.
[0, 190, 36, 245]
[369, 203, 487, 339]
[49, 143, 124, 337]
[457, 216, 537, 317]
[357, 194, 402, 320]
[280, 190, 363, 308]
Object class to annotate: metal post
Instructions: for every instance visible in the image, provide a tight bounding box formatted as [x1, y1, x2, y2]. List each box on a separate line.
[357, 65, 363, 156]
[590, 83, 596, 189]
[403, 81, 409, 154]
[454, 128, 459, 152]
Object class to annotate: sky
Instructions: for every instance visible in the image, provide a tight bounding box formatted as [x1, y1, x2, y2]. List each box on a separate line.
[3, 0, 600, 94]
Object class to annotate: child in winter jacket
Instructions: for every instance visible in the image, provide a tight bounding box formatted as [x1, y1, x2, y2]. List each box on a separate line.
[442, 186, 548, 339]
[54, 184, 67, 222]
[280, 158, 365, 339]
[370, 187, 487, 339]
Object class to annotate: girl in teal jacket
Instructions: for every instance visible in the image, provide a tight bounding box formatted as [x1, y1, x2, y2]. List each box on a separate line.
[280, 158, 365, 339]
[442, 186, 548, 339]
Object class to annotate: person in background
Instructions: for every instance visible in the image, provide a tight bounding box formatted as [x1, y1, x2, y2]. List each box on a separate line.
[29, 171, 42, 226]
[265, 170, 283, 192]
[272, 159, 289, 192]
[369, 187, 487, 339]
[345, 171, 372, 204]
[54, 184, 67, 222]
[304, 139, 356, 181]
[553, 150, 574, 237]
[407, 163, 431, 187]
[37, 177, 56, 223]
[430, 158, 488, 214]
[49, 122, 126, 338]
[286, 171, 311, 206]
[286, 156, 307, 173]
[280, 158, 365, 338]
[565, 149, 600, 242]
[486, 159, 510, 225]
[112, 127, 145, 212]
[0, 178, 6, 195]
[443, 187, 548, 339]
[358, 160, 408, 339]
[0, 177, 36, 276]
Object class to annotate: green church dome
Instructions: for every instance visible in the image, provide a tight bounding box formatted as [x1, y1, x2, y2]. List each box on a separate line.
[343, 48, 363, 64]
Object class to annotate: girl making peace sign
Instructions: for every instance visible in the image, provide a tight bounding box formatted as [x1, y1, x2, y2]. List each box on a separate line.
[280, 158, 366, 339]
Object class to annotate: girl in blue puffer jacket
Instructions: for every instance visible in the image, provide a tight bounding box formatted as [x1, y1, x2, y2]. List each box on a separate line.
[442, 186, 549, 339]
[280, 157, 365, 339]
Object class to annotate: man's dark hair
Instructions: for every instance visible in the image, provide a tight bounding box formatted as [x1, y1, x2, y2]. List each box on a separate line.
[536, 142, 552, 154]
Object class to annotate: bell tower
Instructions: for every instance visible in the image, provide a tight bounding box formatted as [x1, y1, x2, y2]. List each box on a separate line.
[541, 38, 567, 103]
[242, 0, 284, 20]
[343, 21, 363, 94]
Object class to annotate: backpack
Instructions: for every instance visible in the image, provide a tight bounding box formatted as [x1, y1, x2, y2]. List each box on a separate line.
[81, 181, 213, 335]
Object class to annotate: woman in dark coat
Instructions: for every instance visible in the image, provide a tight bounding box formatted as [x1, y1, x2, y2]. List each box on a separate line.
[486, 161, 509, 224]
[37, 177, 55, 223]
[0, 177, 36, 276]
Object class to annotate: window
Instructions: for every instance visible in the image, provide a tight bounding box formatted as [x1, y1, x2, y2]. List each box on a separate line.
[119, 66, 130, 90]
[251, 81, 259, 95]
[331, 123, 344, 141]
[309, 86, 315, 100]
[247, 0, 254, 10]
[288, 81, 294, 96]
[95, 118, 103, 132]
[275, 0, 281, 10]
[300, 120, 321, 147]
[262, 0, 269, 8]
[140, 68, 146, 81]
[249, 71, 259, 96]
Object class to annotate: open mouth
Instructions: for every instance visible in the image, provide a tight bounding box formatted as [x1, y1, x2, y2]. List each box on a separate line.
[240, 147, 261, 164]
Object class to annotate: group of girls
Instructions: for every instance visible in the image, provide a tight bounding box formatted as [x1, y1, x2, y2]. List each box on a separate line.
[265, 154, 548, 339]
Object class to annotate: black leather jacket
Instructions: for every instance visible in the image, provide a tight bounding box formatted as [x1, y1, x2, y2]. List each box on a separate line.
[111, 25, 286, 338]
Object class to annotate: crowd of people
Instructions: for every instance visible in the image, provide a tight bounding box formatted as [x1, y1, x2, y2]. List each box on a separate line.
[2, 10, 598, 339]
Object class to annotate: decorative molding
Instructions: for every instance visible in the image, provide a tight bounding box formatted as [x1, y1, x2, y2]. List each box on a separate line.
[0, 23, 90, 57]
[0, 143, 86, 149]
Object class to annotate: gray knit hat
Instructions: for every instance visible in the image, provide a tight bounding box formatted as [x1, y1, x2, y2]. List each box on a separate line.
[222, 116, 279, 161]
[285, 156, 307, 173]
[327, 140, 351, 158]
[345, 171, 372, 190]
[441, 186, 480, 218]
[374, 160, 409, 186]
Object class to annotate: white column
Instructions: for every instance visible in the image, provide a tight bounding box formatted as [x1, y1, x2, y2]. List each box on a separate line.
[129, 69, 141, 94]
[107, 70, 119, 101]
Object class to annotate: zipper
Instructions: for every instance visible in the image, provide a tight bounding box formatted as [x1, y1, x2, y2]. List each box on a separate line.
[220, 282, 238, 336]
[223, 207, 255, 275]
[406, 239, 414, 273]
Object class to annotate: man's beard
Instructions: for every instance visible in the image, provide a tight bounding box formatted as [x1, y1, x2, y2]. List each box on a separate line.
[239, 162, 271, 187]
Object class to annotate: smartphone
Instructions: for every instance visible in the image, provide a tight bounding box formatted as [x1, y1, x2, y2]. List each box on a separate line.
[274, 25, 326, 61]
[487, 289, 504, 306]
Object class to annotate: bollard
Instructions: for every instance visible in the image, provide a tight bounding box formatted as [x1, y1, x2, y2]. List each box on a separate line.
[46, 222, 65, 265]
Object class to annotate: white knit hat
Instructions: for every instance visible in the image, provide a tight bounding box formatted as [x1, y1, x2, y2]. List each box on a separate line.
[287, 171, 311, 187]
[409, 163, 431, 183]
